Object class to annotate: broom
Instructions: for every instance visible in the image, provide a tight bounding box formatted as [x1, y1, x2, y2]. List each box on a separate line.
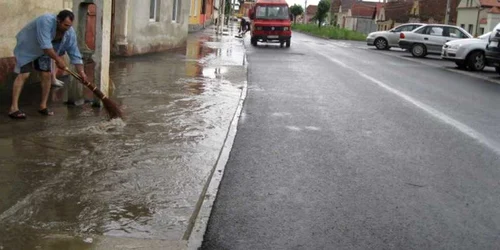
[65, 67, 123, 119]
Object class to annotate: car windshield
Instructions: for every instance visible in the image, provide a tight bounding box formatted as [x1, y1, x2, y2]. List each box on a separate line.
[255, 5, 289, 19]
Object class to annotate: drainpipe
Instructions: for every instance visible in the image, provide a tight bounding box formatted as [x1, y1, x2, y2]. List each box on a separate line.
[475, 6, 483, 37]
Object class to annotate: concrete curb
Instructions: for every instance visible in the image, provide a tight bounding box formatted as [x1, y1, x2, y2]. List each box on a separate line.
[186, 80, 248, 250]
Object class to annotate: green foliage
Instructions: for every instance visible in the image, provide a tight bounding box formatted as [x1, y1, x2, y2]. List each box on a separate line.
[290, 4, 304, 24]
[315, 0, 330, 28]
[292, 24, 367, 41]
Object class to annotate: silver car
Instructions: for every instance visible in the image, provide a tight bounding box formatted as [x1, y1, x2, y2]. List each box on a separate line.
[399, 24, 472, 58]
[366, 23, 424, 50]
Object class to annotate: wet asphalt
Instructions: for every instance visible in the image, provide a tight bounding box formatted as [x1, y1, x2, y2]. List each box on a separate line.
[202, 32, 500, 249]
[0, 25, 246, 249]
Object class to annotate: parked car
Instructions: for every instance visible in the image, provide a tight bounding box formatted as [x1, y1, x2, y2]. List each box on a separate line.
[366, 23, 424, 50]
[399, 24, 472, 58]
[442, 32, 490, 71]
[485, 23, 500, 73]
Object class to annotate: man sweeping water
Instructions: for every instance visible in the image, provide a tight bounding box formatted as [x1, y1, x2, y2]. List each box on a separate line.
[8, 10, 87, 119]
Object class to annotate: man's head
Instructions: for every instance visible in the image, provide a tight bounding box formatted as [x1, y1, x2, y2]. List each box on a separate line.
[56, 10, 74, 32]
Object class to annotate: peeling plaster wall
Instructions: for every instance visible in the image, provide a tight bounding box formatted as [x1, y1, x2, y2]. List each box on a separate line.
[113, 0, 190, 56]
[0, 0, 72, 86]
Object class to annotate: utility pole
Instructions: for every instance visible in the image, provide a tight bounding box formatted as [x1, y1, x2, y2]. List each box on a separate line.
[303, 0, 307, 24]
[444, 0, 451, 24]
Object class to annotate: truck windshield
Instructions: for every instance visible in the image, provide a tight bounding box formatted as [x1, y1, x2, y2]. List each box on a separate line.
[255, 5, 289, 19]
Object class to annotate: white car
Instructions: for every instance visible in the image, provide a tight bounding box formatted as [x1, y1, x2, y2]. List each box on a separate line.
[366, 23, 424, 50]
[399, 24, 473, 58]
[442, 32, 490, 71]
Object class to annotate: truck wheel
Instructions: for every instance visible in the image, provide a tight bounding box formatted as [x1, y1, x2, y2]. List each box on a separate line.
[251, 37, 257, 46]
[286, 39, 291, 48]
[280, 41, 285, 48]
[466, 51, 485, 71]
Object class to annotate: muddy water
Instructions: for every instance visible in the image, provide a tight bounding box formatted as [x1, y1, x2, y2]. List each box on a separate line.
[0, 26, 245, 249]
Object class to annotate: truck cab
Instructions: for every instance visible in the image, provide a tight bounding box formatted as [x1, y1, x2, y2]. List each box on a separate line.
[248, 0, 292, 47]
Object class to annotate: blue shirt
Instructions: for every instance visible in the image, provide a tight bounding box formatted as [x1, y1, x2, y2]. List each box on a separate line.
[14, 14, 83, 73]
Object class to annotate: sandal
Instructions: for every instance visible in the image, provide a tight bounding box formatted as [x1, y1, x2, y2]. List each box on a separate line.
[8, 110, 27, 119]
[38, 108, 54, 116]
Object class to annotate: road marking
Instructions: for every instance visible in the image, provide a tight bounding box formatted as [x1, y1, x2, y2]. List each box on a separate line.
[323, 55, 500, 155]
[367, 49, 500, 85]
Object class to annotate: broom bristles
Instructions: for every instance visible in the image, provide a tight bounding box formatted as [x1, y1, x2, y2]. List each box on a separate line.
[102, 97, 123, 119]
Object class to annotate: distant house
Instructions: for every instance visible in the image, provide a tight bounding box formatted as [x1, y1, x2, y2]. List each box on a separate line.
[457, 0, 500, 37]
[189, 0, 215, 32]
[305, 5, 318, 23]
[377, 0, 458, 31]
[343, 2, 378, 33]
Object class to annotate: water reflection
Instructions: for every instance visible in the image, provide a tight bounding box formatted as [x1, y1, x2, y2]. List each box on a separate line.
[0, 26, 245, 249]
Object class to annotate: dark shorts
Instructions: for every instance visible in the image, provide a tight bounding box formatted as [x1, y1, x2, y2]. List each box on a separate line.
[20, 55, 52, 73]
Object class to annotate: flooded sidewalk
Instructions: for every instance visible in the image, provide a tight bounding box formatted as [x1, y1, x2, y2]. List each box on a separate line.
[0, 23, 246, 250]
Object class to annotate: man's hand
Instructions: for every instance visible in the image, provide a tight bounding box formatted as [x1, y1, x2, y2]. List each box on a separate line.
[79, 71, 88, 83]
[55, 57, 67, 70]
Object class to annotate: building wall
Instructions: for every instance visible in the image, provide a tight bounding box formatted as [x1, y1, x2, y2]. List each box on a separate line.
[457, 8, 484, 36]
[112, 0, 190, 56]
[487, 13, 500, 34]
[189, 0, 202, 25]
[0, 0, 72, 86]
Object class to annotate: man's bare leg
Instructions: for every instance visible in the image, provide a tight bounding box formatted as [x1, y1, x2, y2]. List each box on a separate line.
[39, 71, 53, 114]
[9, 73, 30, 113]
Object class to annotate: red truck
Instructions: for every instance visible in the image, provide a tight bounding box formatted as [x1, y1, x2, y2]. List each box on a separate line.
[248, 0, 292, 48]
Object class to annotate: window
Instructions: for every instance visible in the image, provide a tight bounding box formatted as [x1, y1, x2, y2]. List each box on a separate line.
[190, 0, 198, 17]
[468, 24, 473, 34]
[150, 0, 160, 22]
[424, 26, 443, 36]
[394, 24, 421, 32]
[445, 27, 468, 38]
[172, 0, 180, 22]
[480, 27, 485, 35]
[255, 5, 289, 20]
[460, 24, 465, 29]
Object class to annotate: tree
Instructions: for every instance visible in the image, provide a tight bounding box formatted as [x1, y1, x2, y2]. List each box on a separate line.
[315, 0, 330, 28]
[289, 4, 304, 24]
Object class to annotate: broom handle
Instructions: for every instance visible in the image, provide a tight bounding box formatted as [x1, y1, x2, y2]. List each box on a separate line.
[64, 67, 108, 100]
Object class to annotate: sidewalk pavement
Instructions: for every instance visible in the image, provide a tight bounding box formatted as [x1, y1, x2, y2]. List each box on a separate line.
[0, 22, 246, 250]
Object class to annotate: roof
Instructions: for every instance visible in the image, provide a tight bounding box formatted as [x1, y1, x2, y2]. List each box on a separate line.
[350, 3, 376, 18]
[489, 6, 500, 13]
[418, 0, 458, 24]
[331, 0, 341, 14]
[340, 0, 356, 12]
[480, 0, 500, 7]
[255, 0, 288, 4]
[376, 2, 385, 16]
[383, 0, 414, 23]
[306, 5, 317, 15]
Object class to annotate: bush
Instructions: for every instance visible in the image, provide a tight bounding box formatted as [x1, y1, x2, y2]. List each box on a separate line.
[292, 24, 367, 41]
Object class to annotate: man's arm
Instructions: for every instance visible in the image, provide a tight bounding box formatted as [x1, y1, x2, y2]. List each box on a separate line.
[43, 48, 66, 69]
[66, 30, 87, 82]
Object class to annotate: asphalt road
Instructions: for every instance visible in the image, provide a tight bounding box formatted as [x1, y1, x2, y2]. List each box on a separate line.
[201, 32, 500, 250]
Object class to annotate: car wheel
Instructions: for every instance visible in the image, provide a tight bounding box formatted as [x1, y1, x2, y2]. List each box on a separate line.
[286, 39, 291, 48]
[251, 37, 257, 46]
[455, 61, 467, 69]
[466, 51, 485, 71]
[375, 38, 389, 50]
[411, 44, 427, 58]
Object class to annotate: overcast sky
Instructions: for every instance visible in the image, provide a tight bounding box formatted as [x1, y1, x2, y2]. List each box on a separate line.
[286, 0, 380, 8]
